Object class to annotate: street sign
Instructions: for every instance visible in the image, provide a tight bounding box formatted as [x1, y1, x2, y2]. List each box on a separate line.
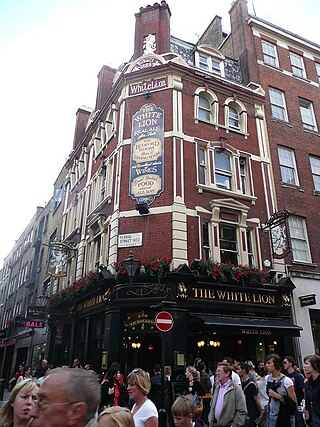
[155, 311, 174, 332]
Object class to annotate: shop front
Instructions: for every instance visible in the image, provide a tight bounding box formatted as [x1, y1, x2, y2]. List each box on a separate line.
[48, 268, 302, 376]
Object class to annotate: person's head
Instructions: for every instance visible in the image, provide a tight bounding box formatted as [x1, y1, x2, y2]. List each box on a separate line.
[237, 362, 249, 377]
[215, 362, 232, 384]
[110, 362, 121, 371]
[23, 365, 32, 377]
[171, 395, 195, 427]
[246, 360, 255, 371]
[265, 354, 282, 374]
[107, 366, 120, 383]
[153, 363, 161, 373]
[304, 355, 320, 375]
[37, 367, 100, 427]
[127, 368, 151, 401]
[193, 358, 202, 369]
[41, 359, 48, 369]
[18, 364, 24, 373]
[283, 356, 295, 371]
[185, 366, 200, 381]
[164, 366, 172, 376]
[98, 406, 134, 427]
[0, 379, 39, 426]
[197, 361, 206, 372]
[257, 360, 265, 369]
[73, 358, 81, 368]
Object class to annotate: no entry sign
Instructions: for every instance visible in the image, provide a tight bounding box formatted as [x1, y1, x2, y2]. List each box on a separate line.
[155, 311, 174, 332]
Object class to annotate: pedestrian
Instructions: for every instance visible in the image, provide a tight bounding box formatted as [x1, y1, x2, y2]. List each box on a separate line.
[265, 353, 297, 427]
[283, 356, 305, 427]
[255, 367, 269, 409]
[0, 379, 39, 427]
[208, 362, 247, 427]
[100, 366, 128, 410]
[245, 361, 258, 383]
[72, 357, 83, 368]
[17, 366, 33, 384]
[36, 359, 48, 379]
[171, 395, 204, 427]
[127, 368, 158, 427]
[8, 364, 24, 390]
[221, 357, 241, 386]
[184, 366, 205, 419]
[304, 354, 320, 426]
[98, 406, 134, 427]
[37, 367, 100, 427]
[149, 363, 162, 410]
[237, 362, 262, 427]
[197, 361, 212, 425]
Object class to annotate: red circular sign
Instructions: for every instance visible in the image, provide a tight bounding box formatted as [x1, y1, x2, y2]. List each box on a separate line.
[155, 311, 174, 332]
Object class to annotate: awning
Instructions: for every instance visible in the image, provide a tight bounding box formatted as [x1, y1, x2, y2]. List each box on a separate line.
[194, 314, 302, 336]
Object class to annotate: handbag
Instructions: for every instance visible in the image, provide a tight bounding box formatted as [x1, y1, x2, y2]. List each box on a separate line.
[255, 404, 269, 427]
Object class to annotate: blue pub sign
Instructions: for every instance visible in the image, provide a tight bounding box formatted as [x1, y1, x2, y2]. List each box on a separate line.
[130, 103, 164, 205]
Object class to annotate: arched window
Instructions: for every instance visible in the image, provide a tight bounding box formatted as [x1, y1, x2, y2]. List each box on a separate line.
[228, 106, 240, 129]
[224, 98, 247, 133]
[195, 88, 218, 124]
[199, 96, 211, 121]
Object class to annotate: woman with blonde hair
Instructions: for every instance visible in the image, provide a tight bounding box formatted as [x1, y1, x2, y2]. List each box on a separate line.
[127, 368, 158, 427]
[98, 406, 134, 427]
[0, 379, 39, 427]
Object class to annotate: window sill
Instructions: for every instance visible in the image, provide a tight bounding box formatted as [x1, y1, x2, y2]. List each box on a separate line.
[291, 73, 310, 83]
[194, 118, 248, 138]
[292, 261, 316, 267]
[271, 119, 292, 127]
[280, 182, 304, 192]
[197, 184, 257, 202]
[302, 128, 320, 137]
[313, 190, 320, 196]
[262, 62, 282, 72]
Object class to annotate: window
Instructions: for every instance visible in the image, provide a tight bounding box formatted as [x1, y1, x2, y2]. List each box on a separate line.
[198, 148, 207, 185]
[220, 224, 238, 265]
[214, 150, 232, 190]
[299, 98, 317, 131]
[310, 155, 320, 191]
[288, 216, 311, 263]
[202, 221, 210, 260]
[290, 52, 306, 78]
[196, 50, 224, 75]
[198, 96, 211, 121]
[262, 41, 279, 67]
[53, 188, 63, 211]
[269, 88, 288, 121]
[228, 106, 240, 129]
[316, 63, 320, 82]
[246, 229, 254, 266]
[239, 158, 247, 194]
[278, 146, 299, 185]
[199, 55, 209, 71]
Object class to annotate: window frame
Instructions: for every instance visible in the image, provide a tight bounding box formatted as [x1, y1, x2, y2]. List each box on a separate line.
[224, 98, 247, 134]
[290, 52, 307, 79]
[195, 50, 225, 76]
[195, 88, 219, 124]
[299, 98, 317, 132]
[214, 150, 233, 191]
[269, 87, 288, 122]
[278, 146, 299, 186]
[261, 40, 279, 68]
[316, 63, 320, 82]
[288, 216, 311, 263]
[219, 223, 238, 266]
[310, 155, 320, 192]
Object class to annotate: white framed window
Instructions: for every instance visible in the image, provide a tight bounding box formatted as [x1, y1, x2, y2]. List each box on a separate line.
[239, 157, 247, 194]
[269, 88, 288, 122]
[214, 150, 232, 190]
[262, 40, 279, 67]
[195, 88, 218, 124]
[278, 146, 299, 185]
[290, 52, 306, 78]
[224, 98, 247, 133]
[198, 147, 207, 185]
[195, 49, 224, 76]
[316, 63, 320, 82]
[299, 98, 317, 131]
[202, 221, 211, 260]
[220, 224, 238, 265]
[288, 216, 311, 263]
[310, 155, 320, 191]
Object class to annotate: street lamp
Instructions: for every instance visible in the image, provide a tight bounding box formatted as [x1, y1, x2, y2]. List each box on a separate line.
[123, 251, 140, 282]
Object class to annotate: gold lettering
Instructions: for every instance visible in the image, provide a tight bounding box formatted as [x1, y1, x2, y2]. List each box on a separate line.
[269, 295, 275, 304]
[217, 290, 226, 300]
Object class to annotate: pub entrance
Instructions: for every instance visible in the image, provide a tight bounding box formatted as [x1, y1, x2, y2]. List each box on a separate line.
[123, 335, 161, 375]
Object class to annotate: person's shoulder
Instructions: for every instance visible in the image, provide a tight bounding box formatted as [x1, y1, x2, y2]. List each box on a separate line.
[282, 375, 294, 387]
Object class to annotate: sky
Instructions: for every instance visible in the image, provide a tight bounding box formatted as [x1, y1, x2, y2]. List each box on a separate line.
[0, 0, 319, 267]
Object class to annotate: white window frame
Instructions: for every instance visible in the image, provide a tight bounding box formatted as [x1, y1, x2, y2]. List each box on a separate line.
[278, 146, 299, 186]
[290, 52, 306, 79]
[195, 50, 225, 76]
[316, 63, 320, 82]
[299, 98, 317, 131]
[198, 147, 207, 185]
[288, 216, 311, 263]
[224, 98, 247, 133]
[195, 88, 219, 124]
[214, 150, 233, 191]
[269, 88, 288, 122]
[262, 40, 279, 67]
[310, 155, 320, 192]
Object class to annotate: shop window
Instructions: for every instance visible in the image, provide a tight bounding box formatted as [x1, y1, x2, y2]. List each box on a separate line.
[219, 224, 238, 265]
[299, 98, 317, 132]
[288, 216, 311, 263]
[261, 40, 279, 68]
[278, 146, 299, 186]
[290, 52, 306, 79]
[215, 150, 232, 190]
[310, 155, 320, 192]
[269, 87, 288, 122]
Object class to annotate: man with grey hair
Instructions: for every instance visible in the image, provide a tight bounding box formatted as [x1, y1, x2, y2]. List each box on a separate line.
[37, 367, 100, 427]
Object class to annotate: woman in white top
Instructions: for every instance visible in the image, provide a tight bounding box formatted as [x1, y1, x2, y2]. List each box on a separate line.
[127, 368, 158, 427]
[17, 366, 33, 384]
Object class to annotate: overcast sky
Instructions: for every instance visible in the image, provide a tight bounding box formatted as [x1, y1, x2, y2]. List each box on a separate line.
[0, 0, 319, 267]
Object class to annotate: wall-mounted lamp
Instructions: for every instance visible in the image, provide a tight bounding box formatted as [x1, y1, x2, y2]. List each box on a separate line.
[123, 251, 140, 282]
[131, 342, 141, 349]
[209, 340, 221, 347]
[197, 340, 205, 347]
[136, 202, 150, 215]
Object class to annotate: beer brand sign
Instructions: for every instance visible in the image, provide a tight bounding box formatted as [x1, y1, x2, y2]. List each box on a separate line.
[131, 57, 162, 72]
[129, 77, 167, 96]
[130, 103, 164, 205]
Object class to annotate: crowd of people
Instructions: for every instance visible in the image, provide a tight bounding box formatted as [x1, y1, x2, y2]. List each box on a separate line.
[1, 353, 320, 427]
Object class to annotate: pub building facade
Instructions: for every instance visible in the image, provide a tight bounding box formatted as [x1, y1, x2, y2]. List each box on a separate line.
[46, 1, 302, 374]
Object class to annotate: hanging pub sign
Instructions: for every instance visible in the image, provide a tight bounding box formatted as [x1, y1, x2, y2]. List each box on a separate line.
[47, 241, 71, 277]
[130, 103, 164, 205]
[261, 210, 291, 259]
[27, 306, 46, 319]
